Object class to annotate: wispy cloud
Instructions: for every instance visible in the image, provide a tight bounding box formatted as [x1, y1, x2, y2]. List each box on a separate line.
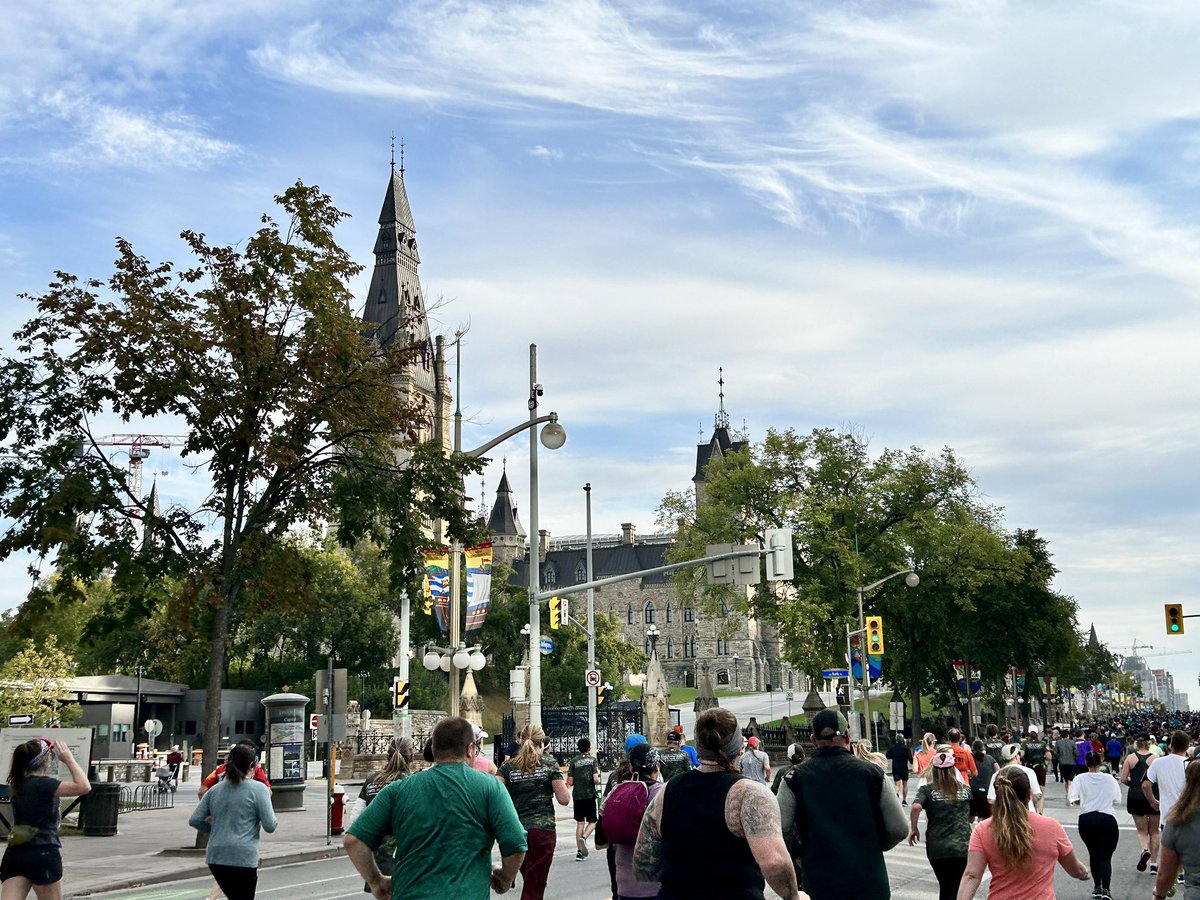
[527, 145, 564, 161]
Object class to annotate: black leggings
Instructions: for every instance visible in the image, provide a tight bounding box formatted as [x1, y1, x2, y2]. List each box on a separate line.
[929, 856, 967, 900]
[210, 863, 259, 900]
[1078, 811, 1119, 888]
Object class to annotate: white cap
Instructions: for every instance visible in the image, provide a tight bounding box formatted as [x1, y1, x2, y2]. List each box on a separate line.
[473, 725, 488, 741]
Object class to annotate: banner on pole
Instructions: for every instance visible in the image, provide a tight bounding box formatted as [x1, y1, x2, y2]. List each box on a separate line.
[464, 543, 494, 638]
[423, 547, 450, 631]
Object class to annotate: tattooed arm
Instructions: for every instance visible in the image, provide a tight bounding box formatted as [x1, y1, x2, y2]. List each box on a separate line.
[633, 788, 666, 882]
[726, 780, 806, 900]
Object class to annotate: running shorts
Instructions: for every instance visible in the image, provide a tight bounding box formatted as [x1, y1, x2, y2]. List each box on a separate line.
[1059, 763, 1078, 781]
[573, 798, 597, 823]
[0, 845, 63, 885]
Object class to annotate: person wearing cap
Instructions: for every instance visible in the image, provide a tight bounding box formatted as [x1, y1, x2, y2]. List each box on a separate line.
[673, 726, 700, 769]
[908, 750, 971, 900]
[634, 707, 806, 900]
[599, 734, 646, 900]
[779, 707, 907, 899]
[740, 734, 771, 785]
[566, 738, 600, 860]
[471, 725, 497, 776]
[986, 744, 1044, 814]
[772, 743, 806, 795]
[657, 732, 692, 782]
[608, 743, 665, 899]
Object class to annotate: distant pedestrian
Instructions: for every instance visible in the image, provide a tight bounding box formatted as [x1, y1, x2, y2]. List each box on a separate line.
[1119, 735, 1159, 874]
[957, 767, 1090, 899]
[672, 726, 700, 768]
[198, 740, 272, 798]
[635, 707, 805, 899]
[657, 731, 692, 782]
[1069, 751, 1121, 898]
[599, 734, 643, 900]
[771, 743, 806, 795]
[498, 724, 570, 900]
[188, 743, 278, 900]
[885, 735, 912, 805]
[0, 739, 90, 900]
[566, 738, 599, 860]
[345, 716, 526, 899]
[946, 729, 977, 783]
[907, 751, 971, 900]
[778, 708, 907, 898]
[167, 745, 184, 787]
[739, 735, 771, 784]
[914, 732, 937, 778]
[1021, 727, 1048, 788]
[602, 742, 664, 899]
[1056, 728, 1079, 798]
[967, 740, 998, 824]
[988, 744, 1044, 814]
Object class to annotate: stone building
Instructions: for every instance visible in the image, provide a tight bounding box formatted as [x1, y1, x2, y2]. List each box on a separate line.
[491, 405, 802, 695]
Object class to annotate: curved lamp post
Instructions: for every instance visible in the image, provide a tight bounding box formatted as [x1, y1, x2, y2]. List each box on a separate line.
[856, 569, 919, 745]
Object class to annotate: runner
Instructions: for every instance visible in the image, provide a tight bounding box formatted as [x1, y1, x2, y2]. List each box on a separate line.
[657, 732, 692, 782]
[1068, 751, 1121, 899]
[1056, 728, 1079, 800]
[909, 751, 972, 900]
[740, 735, 771, 784]
[1120, 735, 1160, 875]
[498, 724, 570, 900]
[566, 738, 599, 860]
[886, 735, 912, 805]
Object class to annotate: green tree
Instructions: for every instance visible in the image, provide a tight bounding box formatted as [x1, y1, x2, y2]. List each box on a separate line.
[0, 636, 80, 727]
[0, 184, 480, 775]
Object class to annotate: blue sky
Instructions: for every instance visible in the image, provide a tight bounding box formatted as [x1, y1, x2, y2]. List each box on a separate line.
[4, 0, 1200, 697]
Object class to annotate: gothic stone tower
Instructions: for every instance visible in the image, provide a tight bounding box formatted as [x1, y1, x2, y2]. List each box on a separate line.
[360, 161, 450, 449]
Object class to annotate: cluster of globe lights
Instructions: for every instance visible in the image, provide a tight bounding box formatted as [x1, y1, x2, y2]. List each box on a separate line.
[423, 645, 487, 673]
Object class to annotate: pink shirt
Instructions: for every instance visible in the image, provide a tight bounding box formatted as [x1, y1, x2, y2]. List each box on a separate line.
[968, 811, 1073, 900]
[471, 753, 495, 774]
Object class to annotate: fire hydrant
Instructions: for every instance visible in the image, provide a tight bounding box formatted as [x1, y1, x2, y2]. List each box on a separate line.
[331, 784, 346, 835]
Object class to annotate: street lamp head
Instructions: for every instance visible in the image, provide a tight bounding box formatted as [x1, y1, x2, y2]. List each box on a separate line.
[540, 415, 566, 450]
[452, 647, 473, 670]
[422, 651, 442, 672]
[438, 654, 452, 673]
[469, 650, 487, 671]
[905, 572, 920, 588]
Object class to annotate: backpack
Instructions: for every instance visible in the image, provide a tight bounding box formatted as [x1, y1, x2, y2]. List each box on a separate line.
[600, 779, 649, 844]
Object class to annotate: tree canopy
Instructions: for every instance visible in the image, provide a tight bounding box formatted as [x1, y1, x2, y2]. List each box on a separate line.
[0, 183, 480, 772]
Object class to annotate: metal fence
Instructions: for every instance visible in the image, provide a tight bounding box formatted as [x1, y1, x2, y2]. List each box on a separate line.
[118, 783, 174, 813]
[499, 702, 644, 770]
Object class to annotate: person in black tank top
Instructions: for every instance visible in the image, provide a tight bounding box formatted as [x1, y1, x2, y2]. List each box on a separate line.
[630, 707, 806, 900]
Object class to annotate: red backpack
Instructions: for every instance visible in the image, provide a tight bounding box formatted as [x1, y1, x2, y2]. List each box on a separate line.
[601, 780, 649, 844]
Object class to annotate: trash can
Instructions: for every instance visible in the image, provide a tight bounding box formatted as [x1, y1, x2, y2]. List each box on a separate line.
[80, 782, 120, 836]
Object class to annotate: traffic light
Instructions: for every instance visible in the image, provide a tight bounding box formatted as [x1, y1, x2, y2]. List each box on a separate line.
[764, 529, 794, 581]
[393, 678, 409, 709]
[550, 596, 565, 629]
[597, 683, 609, 706]
[866, 616, 885, 654]
[1166, 603, 1185, 635]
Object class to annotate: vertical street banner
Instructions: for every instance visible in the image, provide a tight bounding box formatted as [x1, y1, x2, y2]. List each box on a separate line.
[953, 660, 981, 695]
[1039, 675, 1058, 694]
[464, 542, 493, 639]
[423, 548, 450, 632]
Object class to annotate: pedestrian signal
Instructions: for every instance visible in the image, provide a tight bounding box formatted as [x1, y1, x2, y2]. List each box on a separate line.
[550, 596, 563, 630]
[393, 678, 409, 708]
[1166, 604, 1185, 635]
[866, 616, 885, 654]
[597, 683, 609, 706]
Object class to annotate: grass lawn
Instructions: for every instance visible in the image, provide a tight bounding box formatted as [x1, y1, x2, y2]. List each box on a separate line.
[622, 686, 754, 705]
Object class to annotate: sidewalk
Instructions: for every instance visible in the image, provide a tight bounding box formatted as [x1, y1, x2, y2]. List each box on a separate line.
[62, 779, 350, 898]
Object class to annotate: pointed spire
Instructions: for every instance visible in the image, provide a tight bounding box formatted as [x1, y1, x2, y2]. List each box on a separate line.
[714, 367, 730, 429]
[488, 471, 525, 538]
[1088, 623, 1100, 649]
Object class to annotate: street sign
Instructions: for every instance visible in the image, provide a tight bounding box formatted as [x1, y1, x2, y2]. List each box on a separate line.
[785, 691, 795, 702]
[6, 714, 33, 726]
[584, 669, 602, 688]
[539, 637, 554, 656]
[310, 727, 317, 741]
[821, 668, 849, 679]
[309, 713, 320, 731]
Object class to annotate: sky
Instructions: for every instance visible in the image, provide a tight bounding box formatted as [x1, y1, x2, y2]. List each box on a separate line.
[3, 0, 1200, 700]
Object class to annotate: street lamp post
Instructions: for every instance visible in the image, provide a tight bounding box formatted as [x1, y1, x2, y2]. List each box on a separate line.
[647, 624, 661, 657]
[732, 653, 739, 690]
[856, 569, 919, 747]
[433, 343, 565, 723]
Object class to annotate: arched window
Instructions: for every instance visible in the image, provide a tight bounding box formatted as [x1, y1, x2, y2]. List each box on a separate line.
[544, 563, 557, 586]
[575, 561, 587, 583]
[716, 669, 730, 686]
[644, 602, 656, 624]
[717, 639, 728, 655]
[666, 636, 674, 658]
[684, 606, 695, 623]
[690, 636, 697, 657]
[627, 604, 634, 625]
[665, 605, 672, 623]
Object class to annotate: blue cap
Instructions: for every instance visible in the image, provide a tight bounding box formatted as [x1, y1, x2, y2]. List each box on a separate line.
[624, 733, 648, 754]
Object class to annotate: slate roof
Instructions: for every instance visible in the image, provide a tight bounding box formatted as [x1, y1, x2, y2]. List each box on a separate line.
[510, 539, 672, 588]
[693, 425, 747, 482]
[487, 470, 525, 538]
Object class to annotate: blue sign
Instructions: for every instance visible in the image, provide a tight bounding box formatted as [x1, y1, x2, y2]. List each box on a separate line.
[821, 668, 849, 679]
[850, 647, 882, 682]
[539, 637, 554, 656]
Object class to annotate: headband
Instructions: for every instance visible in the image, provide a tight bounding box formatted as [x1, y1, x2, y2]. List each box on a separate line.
[27, 740, 52, 773]
[698, 728, 745, 762]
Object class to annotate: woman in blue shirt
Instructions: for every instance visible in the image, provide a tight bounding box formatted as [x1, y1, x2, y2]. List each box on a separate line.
[189, 744, 277, 899]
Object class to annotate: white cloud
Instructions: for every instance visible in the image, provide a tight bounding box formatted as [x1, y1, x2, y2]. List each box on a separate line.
[527, 145, 564, 160]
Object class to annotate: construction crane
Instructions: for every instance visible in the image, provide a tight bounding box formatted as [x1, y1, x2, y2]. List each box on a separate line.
[92, 434, 188, 501]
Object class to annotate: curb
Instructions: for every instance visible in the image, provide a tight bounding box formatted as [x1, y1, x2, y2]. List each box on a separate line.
[67, 845, 349, 897]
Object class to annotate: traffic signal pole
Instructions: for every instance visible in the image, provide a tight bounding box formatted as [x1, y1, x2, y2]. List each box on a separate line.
[585, 484, 597, 755]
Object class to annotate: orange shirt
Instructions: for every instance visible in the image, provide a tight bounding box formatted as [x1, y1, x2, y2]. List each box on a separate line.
[951, 743, 978, 777]
[914, 749, 934, 774]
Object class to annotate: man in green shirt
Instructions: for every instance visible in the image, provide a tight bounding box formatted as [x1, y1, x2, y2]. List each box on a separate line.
[566, 738, 599, 860]
[657, 731, 692, 782]
[345, 717, 527, 899]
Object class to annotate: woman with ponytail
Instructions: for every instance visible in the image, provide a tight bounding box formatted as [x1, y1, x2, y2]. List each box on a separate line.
[633, 707, 806, 900]
[0, 738, 90, 898]
[908, 751, 971, 900]
[497, 724, 569, 900]
[955, 767, 1089, 899]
